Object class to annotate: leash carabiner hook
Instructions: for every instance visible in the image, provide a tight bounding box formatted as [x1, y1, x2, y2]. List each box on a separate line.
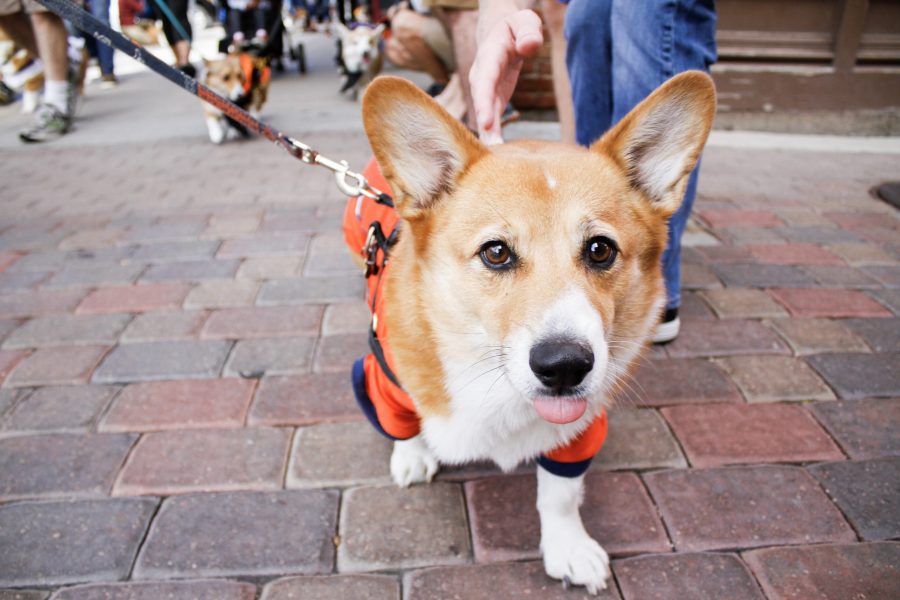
[333, 162, 369, 198]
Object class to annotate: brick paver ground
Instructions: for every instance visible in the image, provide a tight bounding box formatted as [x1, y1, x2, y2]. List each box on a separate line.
[1, 33, 898, 599]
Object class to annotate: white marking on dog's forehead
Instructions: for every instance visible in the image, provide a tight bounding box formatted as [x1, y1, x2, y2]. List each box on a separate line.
[543, 168, 557, 190]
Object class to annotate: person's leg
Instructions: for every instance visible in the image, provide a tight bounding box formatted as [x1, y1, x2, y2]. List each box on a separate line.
[18, 1, 73, 141]
[435, 7, 477, 129]
[564, 0, 612, 147]
[388, 10, 450, 84]
[0, 11, 38, 55]
[434, 71, 466, 120]
[228, 7, 245, 42]
[29, 10, 67, 82]
[315, 0, 328, 23]
[610, 0, 716, 329]
[90, 0, 115, 76]
[542, 0, 574, 144]
[155, 0, 192, 64]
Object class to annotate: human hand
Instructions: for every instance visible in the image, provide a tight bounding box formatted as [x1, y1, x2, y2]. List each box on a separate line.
[470, 8, 543, 144]
[386, 1, 408, 21]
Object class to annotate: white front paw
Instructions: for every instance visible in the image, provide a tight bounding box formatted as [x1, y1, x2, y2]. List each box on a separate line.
[541, 530, 610, 595]
[206, 117, 225, 144]
[390, 437, 438, 487]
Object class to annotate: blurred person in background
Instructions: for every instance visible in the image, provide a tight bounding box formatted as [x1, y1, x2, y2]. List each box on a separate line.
[0, 0, 80, 141]
[88, 0, 116, 86]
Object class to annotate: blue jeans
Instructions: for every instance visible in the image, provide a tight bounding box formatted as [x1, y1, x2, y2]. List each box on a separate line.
[90, 0, 115, 75]
[565, 0, 716, 310]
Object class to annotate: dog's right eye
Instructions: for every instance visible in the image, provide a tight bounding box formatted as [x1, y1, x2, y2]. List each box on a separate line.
[479, 241, 516, 270]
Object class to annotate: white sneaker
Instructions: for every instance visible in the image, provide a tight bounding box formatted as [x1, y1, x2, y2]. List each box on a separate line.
[651, 309, 680, 344]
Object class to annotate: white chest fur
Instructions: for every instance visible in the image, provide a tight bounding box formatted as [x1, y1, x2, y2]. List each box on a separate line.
[419, 363, 599, 472]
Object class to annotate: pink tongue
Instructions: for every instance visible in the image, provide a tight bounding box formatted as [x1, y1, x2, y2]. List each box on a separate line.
[533, 396, 587, 424]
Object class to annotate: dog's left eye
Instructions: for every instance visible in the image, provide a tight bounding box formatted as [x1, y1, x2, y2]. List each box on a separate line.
[479, 241, 516, 270]
[585, 236, 618, 269]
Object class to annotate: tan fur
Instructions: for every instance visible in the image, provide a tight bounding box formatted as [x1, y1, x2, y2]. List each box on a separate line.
[361, 74, 715, 418]
[202, 54, 269, 118]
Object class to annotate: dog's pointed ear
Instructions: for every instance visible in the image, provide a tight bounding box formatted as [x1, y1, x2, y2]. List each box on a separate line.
[363, 76, 487, 218]
[374, 23, 386, 36]
[593, 71, 716, 218]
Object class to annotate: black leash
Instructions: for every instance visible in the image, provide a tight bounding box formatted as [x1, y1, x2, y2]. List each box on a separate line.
[33, 0, 393, 206]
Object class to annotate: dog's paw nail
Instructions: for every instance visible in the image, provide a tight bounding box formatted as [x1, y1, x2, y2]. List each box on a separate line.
[561, 576, 571, 590]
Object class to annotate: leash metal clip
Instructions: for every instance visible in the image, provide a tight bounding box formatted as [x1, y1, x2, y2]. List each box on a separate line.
[283, 136, 381, 200]
[364, 224, 380, 277]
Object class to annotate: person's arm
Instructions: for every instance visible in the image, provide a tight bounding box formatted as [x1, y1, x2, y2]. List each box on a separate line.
[470, 0, 543, 144]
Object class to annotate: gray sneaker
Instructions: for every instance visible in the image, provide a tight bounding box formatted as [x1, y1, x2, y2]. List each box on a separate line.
[19, 104, 71, 143]
[67, 38, 85, 116]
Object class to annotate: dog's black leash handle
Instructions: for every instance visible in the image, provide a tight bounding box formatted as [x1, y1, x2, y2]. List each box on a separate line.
[32, 0, 393, 206]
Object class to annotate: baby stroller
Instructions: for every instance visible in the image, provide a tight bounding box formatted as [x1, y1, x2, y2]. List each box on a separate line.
[217, 0, 291, 71]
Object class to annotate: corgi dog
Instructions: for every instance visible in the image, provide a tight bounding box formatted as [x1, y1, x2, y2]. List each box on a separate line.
[201, 53, 270, 144]
[0, 37, 44, 114]
[343, 73, 715, 593]
[335, 22, 385, 100]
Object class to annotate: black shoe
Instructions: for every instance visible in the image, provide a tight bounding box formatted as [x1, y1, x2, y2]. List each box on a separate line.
[177, 63, 197, 78]
[426, 82, 446, 97]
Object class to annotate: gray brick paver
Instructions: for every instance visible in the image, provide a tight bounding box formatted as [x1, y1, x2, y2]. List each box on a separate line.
[92, 340, 233, 383]
[3, 313, 133, 349]
[134, 490, 338, 579]
[0, 497, 158, 587]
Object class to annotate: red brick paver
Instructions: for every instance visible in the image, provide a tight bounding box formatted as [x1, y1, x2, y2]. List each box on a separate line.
[614, 553, 764, 600]
[465, 472, 669, 562]
[261, 575, 399, 600]
[405, 562, 618, 600]
[769, 287, 892, 318]
[697, 209, 784, 228]
[114, 427, 291, 495]
[644, 465, 856, 552]
[100, 378, 256, 432]
[248, 373, 360, 425]
[746, 243, 844, 265]
[76, 283, 191, 314]
[744, 542, 900, 600]
[662, 403, 843, 467]
[49, 581, 257, 600]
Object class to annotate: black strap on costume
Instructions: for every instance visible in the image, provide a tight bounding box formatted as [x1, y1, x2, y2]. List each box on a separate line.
[365, 218, 402, 389]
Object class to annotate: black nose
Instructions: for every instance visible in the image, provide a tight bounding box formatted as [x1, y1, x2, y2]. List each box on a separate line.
[529, 340, 594, 392]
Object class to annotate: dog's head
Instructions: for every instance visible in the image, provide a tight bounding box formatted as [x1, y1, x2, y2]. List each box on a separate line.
[203, 55, 246, 101]
[337, 23, 385, 74]
[363, 74, 715, 424]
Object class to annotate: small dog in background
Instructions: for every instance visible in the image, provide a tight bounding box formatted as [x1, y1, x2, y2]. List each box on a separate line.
[201, 52, 270, 143]
[0, 33, 44, 114]
[335, 22, 384, 100]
